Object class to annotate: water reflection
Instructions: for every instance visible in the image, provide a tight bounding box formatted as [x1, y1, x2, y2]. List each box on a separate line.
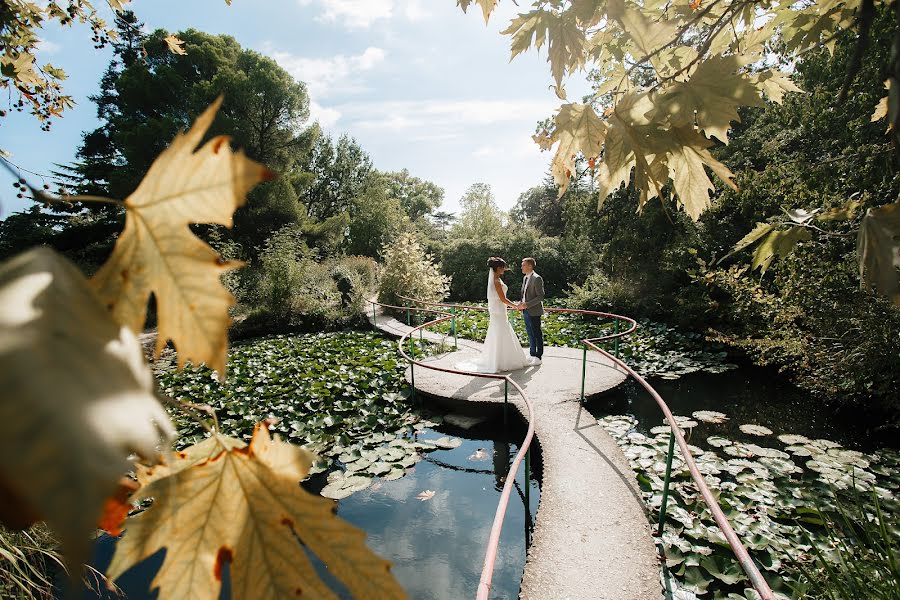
[492, 440, 511, 492]
[589, 366, 888, 450]
[71, 416, 540, 600]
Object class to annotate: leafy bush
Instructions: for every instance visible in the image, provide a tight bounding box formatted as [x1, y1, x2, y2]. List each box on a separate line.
[566, 271, 656, 315]
[377, 232, 450, 305]
[440, 226, 568, 301]
[232, 226, 376, 338]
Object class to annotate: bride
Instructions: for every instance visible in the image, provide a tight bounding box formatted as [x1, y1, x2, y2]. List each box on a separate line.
[458, 257, 529, 373]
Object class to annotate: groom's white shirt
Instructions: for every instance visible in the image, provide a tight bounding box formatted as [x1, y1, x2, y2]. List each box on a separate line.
[522, 275, 529, 301]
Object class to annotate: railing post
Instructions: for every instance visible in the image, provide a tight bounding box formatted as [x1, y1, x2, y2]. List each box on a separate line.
[658, 431, 676, 536]
[580, 344, 587, 403]
[372, 302, 377, 327]
[614, 319, 620, 358]
[410, 361, 416, 402]
[524, 444, 531, 518]
[448, 306, 458, 350]
[503, 379, 508, 427]
[406, 307, 411, 327]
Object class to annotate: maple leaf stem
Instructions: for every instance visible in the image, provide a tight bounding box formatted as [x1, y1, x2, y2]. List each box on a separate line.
[162, 395, 219, 433]
[622, 0, 728, 82]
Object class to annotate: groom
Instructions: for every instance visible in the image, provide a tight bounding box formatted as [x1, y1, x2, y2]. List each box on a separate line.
[516, 257, 544, 365]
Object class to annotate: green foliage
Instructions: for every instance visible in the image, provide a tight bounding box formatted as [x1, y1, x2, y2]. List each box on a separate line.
[599, 414, 900, 599]
[377, 232, 450, 306]
[233, 225, 375, 337]
[346, 174, 410, 259]
[380, 169, 444, 222]
[440, 226, 567, 300]
[451, 183, 506, 240]
[794, 488, 900, 600]
[301, 133, 373, 221]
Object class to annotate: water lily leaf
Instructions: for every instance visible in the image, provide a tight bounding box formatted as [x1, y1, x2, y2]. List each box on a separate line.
[776, 434, 809, 445]
[367, 462, 392, 476]
[700, 554, 747, 585]
[321, 475, 373, 499]
[382, 468, 406, 481]
[743, 444, 789, 459]
[692, 410, 728, 424]
[706, 436, 733, 448]
[432, 437, 462, 449]
[739, 424, 773, 437]
[785, 445, 814, 457]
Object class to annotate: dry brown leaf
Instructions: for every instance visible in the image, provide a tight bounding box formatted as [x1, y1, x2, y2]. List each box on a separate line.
[108, 424, 407, 600]
[91, 97, 273, 375]
[0, 247, 174, 575]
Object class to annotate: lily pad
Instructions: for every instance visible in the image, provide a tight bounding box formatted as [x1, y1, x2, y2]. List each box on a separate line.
[382, 468, 406, 481]
[776, 434, 810, 445]
[707, 436, 733, 448]
[739, 424, 773, 437]
[432, 436, 462, 449]
[367, 462, 392, 476]
[320, 475, 373, 499]
[693, 410, 729, 424]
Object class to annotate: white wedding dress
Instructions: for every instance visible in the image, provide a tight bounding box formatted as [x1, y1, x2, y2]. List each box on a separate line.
[458, 270, 528, 373]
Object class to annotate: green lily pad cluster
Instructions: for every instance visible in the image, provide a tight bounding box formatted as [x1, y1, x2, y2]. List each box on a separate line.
[599, 413, 900, 599]
[434, 306, 735, 378]
[156, 331, 448, 492]
[320, 432, 463, 499]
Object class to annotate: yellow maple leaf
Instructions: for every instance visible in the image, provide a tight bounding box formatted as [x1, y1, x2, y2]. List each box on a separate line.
[752, 70, 803, 104]
[163, 34, 187, 55]
[458, 0, 498, 23]
[872, 96, 889, 123]
[596, 91, 665, 207]
[667, 127, 737, 221]
[91, 98, 273, 375]
[653, 54, 764, 143]
[550, 103, 608, 195]
[108, 424, 407, 600]
[0, 247, 174, 577]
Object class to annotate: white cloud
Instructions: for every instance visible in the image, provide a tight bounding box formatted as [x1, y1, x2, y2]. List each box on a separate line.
[35, 39, 61, 54]
[268, 46, 386, 98]
[297, 0, 429, 29]
[341, 98, 557, 131]
[298, 0, 393, 29]
[403, 0, 429, 22]
[309, 101, 342, 127]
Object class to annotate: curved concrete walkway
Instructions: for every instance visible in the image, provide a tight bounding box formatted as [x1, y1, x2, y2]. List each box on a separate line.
[368, 304, 660, 600]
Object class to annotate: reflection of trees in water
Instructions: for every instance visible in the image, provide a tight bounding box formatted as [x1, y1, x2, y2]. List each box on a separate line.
[492, 440, 511, 492]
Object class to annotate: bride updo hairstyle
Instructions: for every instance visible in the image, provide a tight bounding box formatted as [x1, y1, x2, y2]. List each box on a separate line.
[487, 256, 507, 271]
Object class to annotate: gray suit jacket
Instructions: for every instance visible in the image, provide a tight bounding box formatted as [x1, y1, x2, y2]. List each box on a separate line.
[522, 272, 545, 317]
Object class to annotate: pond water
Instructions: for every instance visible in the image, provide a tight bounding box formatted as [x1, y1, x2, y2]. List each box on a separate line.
[71, 417, 540, 600]
[588, 365, 889, 452]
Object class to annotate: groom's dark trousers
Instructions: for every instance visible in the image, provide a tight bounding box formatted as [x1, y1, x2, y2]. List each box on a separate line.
[522, 312, 543, 359]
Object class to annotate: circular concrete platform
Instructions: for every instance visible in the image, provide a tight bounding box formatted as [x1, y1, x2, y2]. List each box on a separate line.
[407, 345, 628, 403]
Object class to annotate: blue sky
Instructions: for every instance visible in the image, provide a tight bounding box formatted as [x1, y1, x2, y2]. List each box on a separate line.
[1, 0, 590, 219]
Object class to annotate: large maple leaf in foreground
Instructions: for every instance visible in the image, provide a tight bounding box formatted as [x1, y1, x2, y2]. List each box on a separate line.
[108, 424, 407, 600]
[91, 97, 273, 375]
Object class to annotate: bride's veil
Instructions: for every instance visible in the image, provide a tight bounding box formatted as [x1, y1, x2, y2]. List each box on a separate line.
[486, 268, 504, 315]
